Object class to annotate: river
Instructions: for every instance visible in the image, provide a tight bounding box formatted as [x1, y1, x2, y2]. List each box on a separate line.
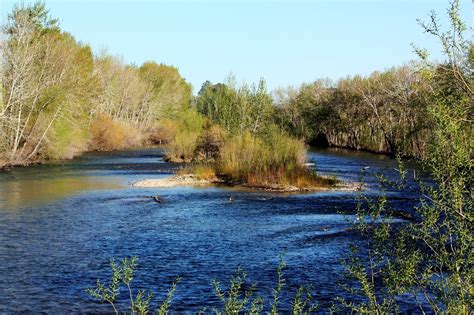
[0, 147, 422, 313]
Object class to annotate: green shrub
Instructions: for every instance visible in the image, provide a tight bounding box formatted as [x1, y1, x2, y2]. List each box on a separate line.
[87, 256, 318, 314]
[163, 108, 205, 162]
[86, 257, 180, 315]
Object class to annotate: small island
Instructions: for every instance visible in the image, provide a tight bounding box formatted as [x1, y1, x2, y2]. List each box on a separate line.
[132, 173, 358, 192]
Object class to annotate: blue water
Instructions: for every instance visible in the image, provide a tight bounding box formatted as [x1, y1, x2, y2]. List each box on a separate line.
[0, 147, 421, 313]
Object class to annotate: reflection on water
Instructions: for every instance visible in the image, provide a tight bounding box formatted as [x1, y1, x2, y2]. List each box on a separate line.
[0, 147, 424, 312]
[0, 176, 123, 209]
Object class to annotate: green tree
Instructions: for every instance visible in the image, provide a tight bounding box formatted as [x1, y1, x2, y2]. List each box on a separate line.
[196, 78, 274, 135]
[339, 1, 473, 313]
[1, 2, 97, 165]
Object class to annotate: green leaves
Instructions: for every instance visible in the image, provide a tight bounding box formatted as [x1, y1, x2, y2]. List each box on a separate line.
[86, 257, 180, 315]
[196, 78, 274, 135]
[88, 256, 320, 314]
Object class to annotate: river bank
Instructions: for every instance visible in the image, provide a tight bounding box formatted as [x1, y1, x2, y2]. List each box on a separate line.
[132, 173, 360, 192]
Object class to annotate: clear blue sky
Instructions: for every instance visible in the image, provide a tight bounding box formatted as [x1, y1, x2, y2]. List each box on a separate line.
[1, 0, 472, 92]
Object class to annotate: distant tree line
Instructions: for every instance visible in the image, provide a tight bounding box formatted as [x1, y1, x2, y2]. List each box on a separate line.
[273, 65, 435, 157]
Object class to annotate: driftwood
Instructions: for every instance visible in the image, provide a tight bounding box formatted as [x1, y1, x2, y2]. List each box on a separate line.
[151, 196, 164, 203]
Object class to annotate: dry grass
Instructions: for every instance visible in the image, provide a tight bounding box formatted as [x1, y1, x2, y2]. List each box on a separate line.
[89, 114, 146, 151]
[217, 127, 335, 188]
[177, 163, 217, 181]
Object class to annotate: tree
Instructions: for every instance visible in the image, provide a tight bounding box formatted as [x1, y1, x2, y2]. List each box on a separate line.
[339, 1, 473, 313]
[196, 78, 274, 134]
[1, 2, 96, 165]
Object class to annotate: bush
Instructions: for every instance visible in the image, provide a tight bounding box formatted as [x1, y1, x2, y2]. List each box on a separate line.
[45, 118, 89, 160]
[217, 127, 332, 188]
[193, 123, 227, 162]
[87, 256, 318, 314]
[148, 119, 180, 144]
[163, 108, 204, 162]
[89, 114, 146, 151]
[165, 130, 199, 162]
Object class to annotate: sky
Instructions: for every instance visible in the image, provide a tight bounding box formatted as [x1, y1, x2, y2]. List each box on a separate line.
[1, 0, 472, 92]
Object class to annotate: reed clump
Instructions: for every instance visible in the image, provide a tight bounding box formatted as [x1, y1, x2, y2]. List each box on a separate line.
[217, 127, 333, 188]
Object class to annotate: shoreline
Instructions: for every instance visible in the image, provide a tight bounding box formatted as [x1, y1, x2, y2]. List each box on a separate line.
[132, 174, 360, 193]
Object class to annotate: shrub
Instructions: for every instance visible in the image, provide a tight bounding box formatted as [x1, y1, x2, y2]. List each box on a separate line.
[193, 123, 227, 162]
[217, 127, 331, 188]
[163, 108, 204, 162]
[148, 119, 180, 144]
[86, 257, 180, 315]
[165, 130, 199, 162]
[89, 114, 146, 151]
[45, 118, 89, 160]
[87, 256, 318, 314]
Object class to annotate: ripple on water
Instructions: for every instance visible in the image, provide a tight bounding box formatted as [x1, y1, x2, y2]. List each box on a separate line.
[0, 147, 424, 312]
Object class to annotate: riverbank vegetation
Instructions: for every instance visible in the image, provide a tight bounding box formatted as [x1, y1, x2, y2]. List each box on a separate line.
[91, 0, 472, 313]
[0, 2, 331, 190]
[0, 2, 191, 168]
[176, 80, 333, 189]
[1, 0, 472, 313]
[336, 1, 473, 313]
[274, 64, 434, 157]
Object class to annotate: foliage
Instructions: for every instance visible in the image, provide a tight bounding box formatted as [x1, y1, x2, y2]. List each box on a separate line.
[196, 78, 274, 135]
[217, 126, 334, 188]
[0, 2, 192, 167]
[0, 2, 97, 165]
[193, 123, 227, 162]
[89, 114, 146, 151]
[88, 256, 317, 314]
[139, 61, 192, 117]
[275, 66, 431, 157]
[86, 256, 180, 315]
[163, 108, 204, 162]
[339, 1, 473, 313]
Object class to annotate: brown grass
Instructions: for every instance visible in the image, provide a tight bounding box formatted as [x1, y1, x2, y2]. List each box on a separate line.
[217, 128, 337, 188]
[177, 163, 217, 181]
[89, 114, 146, 151]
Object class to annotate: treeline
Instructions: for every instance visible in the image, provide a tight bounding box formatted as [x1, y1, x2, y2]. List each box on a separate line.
[0, 3, 192, 168]
[274, 65, 434, 157]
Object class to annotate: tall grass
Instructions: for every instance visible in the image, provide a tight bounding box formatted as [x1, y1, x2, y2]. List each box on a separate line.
[177, 163, 217, 181]
[218, 127, 333, 188]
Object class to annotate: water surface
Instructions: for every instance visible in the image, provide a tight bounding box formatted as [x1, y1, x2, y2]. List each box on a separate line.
[0, 147, 421, 312]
